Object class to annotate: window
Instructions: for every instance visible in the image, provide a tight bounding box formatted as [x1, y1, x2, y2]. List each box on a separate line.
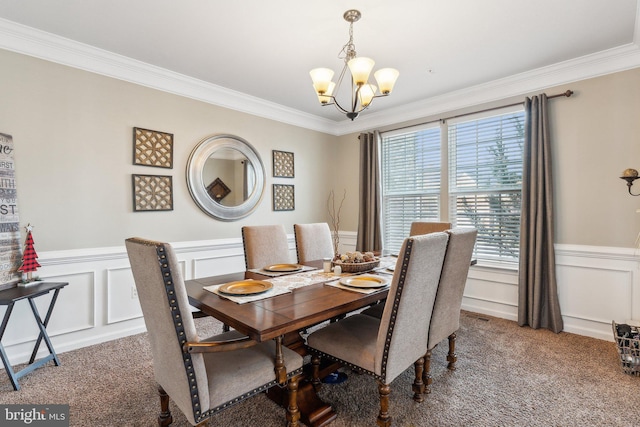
[381, 107, 525, 266]
[381, 124, 441, 252]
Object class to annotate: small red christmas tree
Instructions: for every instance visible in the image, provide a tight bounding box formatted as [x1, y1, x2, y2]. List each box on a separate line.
[18, 224, 41, 283]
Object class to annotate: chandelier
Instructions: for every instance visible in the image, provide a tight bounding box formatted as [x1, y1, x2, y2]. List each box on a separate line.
[310, 9, 399, 121]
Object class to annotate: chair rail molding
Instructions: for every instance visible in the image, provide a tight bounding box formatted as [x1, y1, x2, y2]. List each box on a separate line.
[1, 236, 636, 365]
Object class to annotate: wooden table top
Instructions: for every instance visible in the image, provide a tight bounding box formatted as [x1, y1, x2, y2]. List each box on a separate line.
[185, 262, 389, 342]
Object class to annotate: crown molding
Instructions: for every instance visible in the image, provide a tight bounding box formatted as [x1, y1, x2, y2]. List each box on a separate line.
[340, 42, 640, 135]
[0, 18, 338, 134]
[1, 17, 640, 137]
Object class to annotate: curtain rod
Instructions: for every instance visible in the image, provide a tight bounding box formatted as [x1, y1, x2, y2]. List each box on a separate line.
[384, 90, 573, 134]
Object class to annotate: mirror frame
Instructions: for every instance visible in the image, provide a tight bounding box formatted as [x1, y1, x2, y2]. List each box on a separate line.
[186, 134, 265, 221]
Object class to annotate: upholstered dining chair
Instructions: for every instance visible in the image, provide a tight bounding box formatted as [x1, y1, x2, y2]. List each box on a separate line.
[421, 227, 476, 391]
[242, 224, 292, 270]
[293, 222, 334, 263]
[409, 221, 451, 236]
[125, 237, 304, 427]
[361, 220, 452, 319]
[306, 232, 449, 427]
[362, 228, 477, 394]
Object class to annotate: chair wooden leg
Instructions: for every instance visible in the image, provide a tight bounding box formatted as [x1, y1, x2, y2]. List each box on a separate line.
[423, 349, 433, 394]
[412, 356, 425, 402]
[158, 385, 173, 427]
[447, 332, 457, 370]
[376, 380, 391, 427]
[311, 354, 322, 391]
[286, 375, 300, 427]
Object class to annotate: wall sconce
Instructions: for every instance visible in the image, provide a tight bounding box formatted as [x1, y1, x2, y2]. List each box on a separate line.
[621, 168, 640, 195]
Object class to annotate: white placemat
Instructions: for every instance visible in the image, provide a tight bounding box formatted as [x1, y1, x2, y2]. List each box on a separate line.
[325, 279, 389, 294]
[203, 280, 292, 304]
[204, 269, 342, 304]
[247, 265, 318, 277]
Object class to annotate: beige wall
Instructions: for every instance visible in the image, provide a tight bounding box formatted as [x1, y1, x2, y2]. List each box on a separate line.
[0, 49, 339, 251]
[549, 69, 640, 247]
[2, 47, 639, 252]
[336, 68, 640, 248]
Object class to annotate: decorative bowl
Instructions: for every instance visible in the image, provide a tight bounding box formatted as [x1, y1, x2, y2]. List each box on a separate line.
[332, 259, 380, 273]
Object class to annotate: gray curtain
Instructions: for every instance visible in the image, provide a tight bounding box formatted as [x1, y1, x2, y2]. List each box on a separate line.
[356, 131, 382, 252]
[518, 94, 563, 333]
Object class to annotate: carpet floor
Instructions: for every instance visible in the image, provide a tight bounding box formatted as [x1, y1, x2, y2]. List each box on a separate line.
[1, 312, 638, 426]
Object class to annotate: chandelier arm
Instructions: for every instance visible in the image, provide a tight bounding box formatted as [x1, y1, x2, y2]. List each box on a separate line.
[352, 84, 362, 112]
[327, 97, 351, 115]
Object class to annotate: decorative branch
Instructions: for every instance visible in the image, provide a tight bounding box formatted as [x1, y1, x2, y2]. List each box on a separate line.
[327, 189, 346, 256]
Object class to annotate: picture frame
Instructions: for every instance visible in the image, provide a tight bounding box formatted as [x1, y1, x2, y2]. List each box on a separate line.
[272, 184, 295, 211]
[133, 127, 174, 169]
[132, 174, 173, 212]
[272, 150, 294, 178]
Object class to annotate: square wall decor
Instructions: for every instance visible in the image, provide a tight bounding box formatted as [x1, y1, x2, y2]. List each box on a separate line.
[272, 150, 294, 178]
[132, 174, 173, 211]
[206, 177, 231, 202]
[273, 184, 294, 211]
[133, 127, 173, 168]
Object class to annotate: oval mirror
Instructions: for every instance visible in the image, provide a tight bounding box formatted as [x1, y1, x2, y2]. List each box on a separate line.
[187, 134, 265, 221]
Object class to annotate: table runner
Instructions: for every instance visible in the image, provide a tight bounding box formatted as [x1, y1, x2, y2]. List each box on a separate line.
[204, 256, 398, 304]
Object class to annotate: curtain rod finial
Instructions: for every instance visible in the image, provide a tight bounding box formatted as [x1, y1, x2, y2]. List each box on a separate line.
[564, 90, 573, 97]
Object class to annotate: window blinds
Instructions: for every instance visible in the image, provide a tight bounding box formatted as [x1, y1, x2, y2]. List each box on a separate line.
[448, 110, 525, 264]
[381, 124, 441, 253]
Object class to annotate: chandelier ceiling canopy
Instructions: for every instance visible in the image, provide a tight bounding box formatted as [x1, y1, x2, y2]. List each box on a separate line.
[309, 9, 399, 121]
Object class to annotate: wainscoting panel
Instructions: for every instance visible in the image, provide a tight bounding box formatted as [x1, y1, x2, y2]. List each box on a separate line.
[107, 266, 142, 324]
[40, 271, 96, 336]
[555, 244, 640, 340]
[1, 236, 637, 366]
[193, 252, 250, 278]
[557, 266, 632, 324]
[462, 268, 519, 321]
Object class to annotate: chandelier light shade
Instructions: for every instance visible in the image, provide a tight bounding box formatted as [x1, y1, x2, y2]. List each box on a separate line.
[309, 9, 399, 120]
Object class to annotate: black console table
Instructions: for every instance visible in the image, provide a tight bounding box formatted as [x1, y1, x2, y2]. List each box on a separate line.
[0, 282, 68, 390]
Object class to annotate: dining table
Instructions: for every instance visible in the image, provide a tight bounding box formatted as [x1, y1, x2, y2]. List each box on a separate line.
[185, 257, 396, 427]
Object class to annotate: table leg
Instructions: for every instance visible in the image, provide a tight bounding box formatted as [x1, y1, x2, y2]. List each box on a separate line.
[0, 302, 20, 390]
[266, 332, 337, 427]
[27, 289, 61, 366]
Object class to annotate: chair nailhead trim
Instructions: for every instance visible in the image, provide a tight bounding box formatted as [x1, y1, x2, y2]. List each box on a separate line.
[308, 348, 382, 381]
[194, 367, 303, 422]
[155, 244, 203, 424]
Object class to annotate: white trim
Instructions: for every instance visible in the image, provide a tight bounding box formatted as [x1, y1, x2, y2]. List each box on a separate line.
[1, 18, 640, 136]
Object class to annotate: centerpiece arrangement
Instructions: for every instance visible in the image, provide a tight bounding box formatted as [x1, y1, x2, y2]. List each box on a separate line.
[332, 250, 380, 273]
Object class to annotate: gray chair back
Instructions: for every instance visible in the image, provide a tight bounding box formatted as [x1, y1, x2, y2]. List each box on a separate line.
[294, 222, 334, 263]
[376, 232, 449, 383]
[241, 224, 291, 269]
[427, 227, 477, 349]
[125, 237, 209, 425]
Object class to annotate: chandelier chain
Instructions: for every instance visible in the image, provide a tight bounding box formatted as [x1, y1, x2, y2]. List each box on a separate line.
[339, 22, 357, 63]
